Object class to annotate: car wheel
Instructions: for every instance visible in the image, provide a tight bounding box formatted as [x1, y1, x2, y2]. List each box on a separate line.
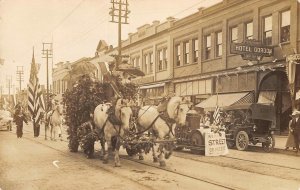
[262, 135, 275, 152]
[190, 131, 204, 154]
[235, 131, 249, 151]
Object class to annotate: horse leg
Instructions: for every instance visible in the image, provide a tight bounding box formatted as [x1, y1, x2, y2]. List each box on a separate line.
[53, 125, 57, 141]
[99, 138, 106, 160]
[103, 136, 111, 164]
[112, 136, 121, 167]
[152, 145, 158, 163]
[59, 124, 63, 141]
[50, 125, 53, 141]
[138, 149, 144, 160]
[157, 144, 166, 167]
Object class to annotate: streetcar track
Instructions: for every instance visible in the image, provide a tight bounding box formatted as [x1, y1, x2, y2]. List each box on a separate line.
[173, 150, 300, 171]
[14, 129, 238, 190]
[19, 128, 300, 172]
[15, 128, 300, 188]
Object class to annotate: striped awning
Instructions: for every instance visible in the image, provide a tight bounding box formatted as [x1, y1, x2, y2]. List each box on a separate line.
[195, 91, 254, 111]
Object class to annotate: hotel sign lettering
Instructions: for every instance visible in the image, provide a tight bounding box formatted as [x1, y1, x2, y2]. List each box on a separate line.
[230, 40, 274, 61]
[231, 43, 273, 56]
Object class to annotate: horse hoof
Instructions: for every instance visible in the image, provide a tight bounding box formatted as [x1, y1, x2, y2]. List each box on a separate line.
[139, 155, 144, 160]
[115, 163, 121, 167]
[153, 157, 158, 163]
[159, 161, 166, 167]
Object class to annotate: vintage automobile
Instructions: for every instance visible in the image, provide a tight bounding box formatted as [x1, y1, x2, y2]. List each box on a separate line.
[222, 103, 276, 152]
[0, 110, 13, 131]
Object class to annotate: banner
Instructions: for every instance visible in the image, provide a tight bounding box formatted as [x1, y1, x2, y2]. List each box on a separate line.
[205, 131, 228, 156]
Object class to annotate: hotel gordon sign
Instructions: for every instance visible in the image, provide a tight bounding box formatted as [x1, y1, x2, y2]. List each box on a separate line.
[230, 40, 274, 61]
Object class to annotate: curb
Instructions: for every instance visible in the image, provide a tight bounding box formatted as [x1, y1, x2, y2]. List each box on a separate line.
[273, 148, 300, 157]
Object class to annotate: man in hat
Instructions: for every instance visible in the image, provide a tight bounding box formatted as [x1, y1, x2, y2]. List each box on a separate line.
[290, 110, 300, 152]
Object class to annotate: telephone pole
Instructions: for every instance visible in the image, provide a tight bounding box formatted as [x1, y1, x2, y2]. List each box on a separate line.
[16, 66, 24, 92]
[109, 0, 130, 70]
[42, 42, 53, 111]
[6, 75, 12, 99]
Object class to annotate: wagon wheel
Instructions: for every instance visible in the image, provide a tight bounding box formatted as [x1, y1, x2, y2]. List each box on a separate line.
[262, 134, 275, 152]
[126, 146, 137, 157]
[235, 131, 249, 151]
[190, 131, 204, 154]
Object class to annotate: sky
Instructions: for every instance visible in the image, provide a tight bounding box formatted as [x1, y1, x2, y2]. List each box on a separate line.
[0, 0, 221, 94]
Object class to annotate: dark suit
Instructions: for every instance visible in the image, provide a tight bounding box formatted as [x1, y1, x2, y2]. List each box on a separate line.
[291, 117, 300, 151]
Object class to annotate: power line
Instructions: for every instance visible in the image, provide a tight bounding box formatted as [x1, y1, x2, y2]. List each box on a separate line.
[172, 0, 210, 17]
[41, 0, 86, 41]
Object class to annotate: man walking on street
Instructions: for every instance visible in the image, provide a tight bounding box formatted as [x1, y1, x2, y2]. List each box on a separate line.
[290, 110, 300, 153]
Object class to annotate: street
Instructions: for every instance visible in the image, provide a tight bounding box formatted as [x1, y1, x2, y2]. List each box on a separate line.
[0, 124, 299, 190]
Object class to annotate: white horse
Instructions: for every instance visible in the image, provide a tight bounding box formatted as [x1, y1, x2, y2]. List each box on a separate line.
[45, 104, 64, 141]
[136, 96, 191, 167]
[94, 99, 132, 167]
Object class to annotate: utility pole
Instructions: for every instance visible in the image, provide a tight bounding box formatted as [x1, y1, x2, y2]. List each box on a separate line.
[16, 66, 24, 92]
[6, 75, 12, 102]
[109, 0, 130, 71]
[42, 43, 53, 111]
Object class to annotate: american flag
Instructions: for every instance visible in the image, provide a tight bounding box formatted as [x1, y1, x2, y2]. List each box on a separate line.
[28, 49, 45, 126]
[213, 106, 221, 125]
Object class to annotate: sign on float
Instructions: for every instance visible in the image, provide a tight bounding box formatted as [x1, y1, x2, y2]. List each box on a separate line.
[205, 131, 229, 156]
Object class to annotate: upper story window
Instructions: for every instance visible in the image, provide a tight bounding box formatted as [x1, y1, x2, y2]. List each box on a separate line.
[183, 41, 190, 65]
[158, 50, 163, 71]
[163, 48, 168, 70]
[149, 53, 153, 73]
[216, 31, 222, 57]
[144, 54, 148, 74]
[204, 35, 211, 60]
[263, 15, 272, 45]
[192, 39, 198, 63]
[132, 56, 140, 68]
[281, 10, 290, 43]
[245, 22, 253, 40]
[230, 27, 238, 43]
[175, 44, 181, 66]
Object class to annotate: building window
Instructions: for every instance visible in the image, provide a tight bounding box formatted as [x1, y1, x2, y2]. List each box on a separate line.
[175, 44, 181, 66]
[158, 48, 168, 71]
[183, 41, 189, 64]
[263, 15, 272, 45]
[245, 22, 253, 40]
[192, 39, 198, 63]
[149, 53, 153, 73]
[158, 50, 163, 71]
[136, 57, 140, 68]
[163, 48, 168, 70]
[216, 31, 222, 57]
[204, 35, 211, 60]
[144, 54, 148, 74]
[230, 27, 238, 42]
[281, 10, 290, 43]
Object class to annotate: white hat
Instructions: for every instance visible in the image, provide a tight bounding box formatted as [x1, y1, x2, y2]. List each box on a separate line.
[292, 110, 300, 116]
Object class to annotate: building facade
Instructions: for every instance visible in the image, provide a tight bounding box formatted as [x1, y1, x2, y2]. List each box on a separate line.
[115, 0, 300, 133]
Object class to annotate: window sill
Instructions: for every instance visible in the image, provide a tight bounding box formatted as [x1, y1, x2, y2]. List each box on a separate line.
[156, 69, 168, 73]
[175, 62, 198, 68]
[278, 41, 290, 46]
[201, 56, 222, 63]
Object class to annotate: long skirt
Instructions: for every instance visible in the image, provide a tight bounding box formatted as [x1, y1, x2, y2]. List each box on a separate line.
[16, 125, 23, 138]
[285, 132, 295, 148]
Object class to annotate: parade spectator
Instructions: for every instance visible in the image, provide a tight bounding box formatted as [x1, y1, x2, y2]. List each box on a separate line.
[290, 110, 300, 152]
[285, 113, 296, 150]
[13, 106, 28, 138]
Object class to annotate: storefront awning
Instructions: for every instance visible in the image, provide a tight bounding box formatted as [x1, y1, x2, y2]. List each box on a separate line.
[195, 91, 254, 111]
[139, 83, 165, 90]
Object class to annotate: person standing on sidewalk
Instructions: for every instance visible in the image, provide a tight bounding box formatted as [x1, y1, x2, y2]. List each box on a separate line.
[13, 106, 28, 138]
[285, 113, 296, 150]
[290, 110, 300, 152]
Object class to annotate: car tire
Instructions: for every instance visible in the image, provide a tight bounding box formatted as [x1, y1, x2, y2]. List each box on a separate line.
[235, 131, 249, 151]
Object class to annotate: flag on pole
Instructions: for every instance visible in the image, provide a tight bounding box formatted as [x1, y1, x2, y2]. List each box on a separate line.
[213, 106, 221, 125]
[28, 48, 45, 127]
